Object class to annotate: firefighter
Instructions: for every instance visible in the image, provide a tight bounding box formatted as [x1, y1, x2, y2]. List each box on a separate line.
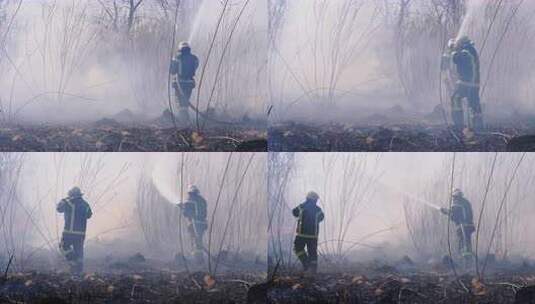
[440, 188, 475, 265]
[292, 191, 324, 274]
[177, 185, 207, 262]
[450, 36, 483, 131]
[169, 41, 199, 124]
[56, 187, 92, 274]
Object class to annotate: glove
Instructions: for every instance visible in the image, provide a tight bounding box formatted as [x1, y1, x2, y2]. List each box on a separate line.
[440, 207, 448, 215]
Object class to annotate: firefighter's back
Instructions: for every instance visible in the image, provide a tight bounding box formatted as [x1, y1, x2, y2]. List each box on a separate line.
[59, 197, 92, 234]
[451, 197, 473, 225]
[177, 53, 199, 80]
[295, 202, 324, 238]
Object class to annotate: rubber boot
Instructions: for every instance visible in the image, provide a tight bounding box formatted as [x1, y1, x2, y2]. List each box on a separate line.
[296, 252, 309, 272]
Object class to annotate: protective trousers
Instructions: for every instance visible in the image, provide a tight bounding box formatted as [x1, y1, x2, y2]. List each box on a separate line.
[451, 84, 483, 131]
[188, 222, 206, 262]
[457, 225, 474, 264]
[60, 232, 85, 274]
[294, 236, 318, 273]
[174, 80, 195, 124]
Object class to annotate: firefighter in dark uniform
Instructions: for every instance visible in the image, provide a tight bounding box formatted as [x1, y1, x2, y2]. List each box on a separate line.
[292, 191, 324, 274]
[56, 187, 92, 274]
[450, 36, 483, 131]
[178, 185, 207, 262]
[440, 188, 475, 265]
[170, 41, 199, 123]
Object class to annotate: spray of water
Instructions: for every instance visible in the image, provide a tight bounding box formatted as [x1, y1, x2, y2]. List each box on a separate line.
[369, 172, 442, 211]
[457, 0, 486, 40]
[188, 0, 208, 43]
[150, 155, 180, 204]
[383, 182, 442, 210]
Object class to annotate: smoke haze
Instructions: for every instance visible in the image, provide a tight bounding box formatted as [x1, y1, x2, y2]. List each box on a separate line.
[0, 0, 267, 124]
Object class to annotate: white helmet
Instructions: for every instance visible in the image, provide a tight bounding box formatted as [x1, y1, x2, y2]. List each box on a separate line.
[447, 38, 456, 50]
[306, 191, 319, 201]
[178, 41, 190, 51]
[188, 185, 199, 194]
[456, 35, 471, 47]
[452, 188, 463, 197]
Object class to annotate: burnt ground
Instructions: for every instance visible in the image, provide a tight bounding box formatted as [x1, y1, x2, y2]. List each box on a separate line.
[0, 123, 266, 152]
[0, 270, 266, 304]
[2, 256, 535, 304]
[267, 272, 535, 304]
[0, 250, 268, 304]
[269, 122, 535, 152]
[0, 110, 267, 152]
[266, 268, 535, 304]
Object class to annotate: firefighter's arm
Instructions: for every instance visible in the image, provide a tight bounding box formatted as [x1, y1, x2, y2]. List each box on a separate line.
[193, 56, 199, 73]
[176, 202, 188, 217]
[169, 59, 178, 75]
[180, 202, 194, 219]
[292, 206, 300, 217]
[56, 200, 66, 213]
[86, 204, 93, 219]
[318, 210, 325, 222]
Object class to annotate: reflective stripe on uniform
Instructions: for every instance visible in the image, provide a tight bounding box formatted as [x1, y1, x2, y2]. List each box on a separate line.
[296, 206, 321, 238]
[63, 229, 86, 236]
[297, 233, 318, 239]
[297, 206, 304, 235]
[295, 250, 306, 257]
[66, 198, 76, 232]
[456, 80, 479, 88]
[459, 223, 474, 232]
[65, 198, 86, 235]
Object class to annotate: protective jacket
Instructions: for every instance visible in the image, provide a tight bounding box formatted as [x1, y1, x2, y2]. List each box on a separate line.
[170, 48, 199, 81]
[451, 196, 474, 224]
[452, 43, 480, 87]
[57, 196, 92, 235]
[443, 196, 475, 233]
[292, 200, 324, 239]
[179, 194, 207, 226]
